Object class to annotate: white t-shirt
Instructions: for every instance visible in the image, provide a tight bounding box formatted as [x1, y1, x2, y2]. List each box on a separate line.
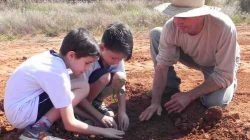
[4, 51, 74, 129]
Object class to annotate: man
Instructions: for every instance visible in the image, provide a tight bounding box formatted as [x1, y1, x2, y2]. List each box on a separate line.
[139, 0, 240, 121]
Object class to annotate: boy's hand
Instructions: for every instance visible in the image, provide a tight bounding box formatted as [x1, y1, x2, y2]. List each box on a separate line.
[101, 115, 118, 129]
[139, 104, 162, 121]
[101, 128, 125, 139]
[118, 112, 129, 131]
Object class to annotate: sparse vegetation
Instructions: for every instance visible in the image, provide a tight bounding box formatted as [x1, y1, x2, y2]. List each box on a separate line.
[0, 0, 249, 39]
[0, 0, 165, 39]
[240, 0, 250, 13]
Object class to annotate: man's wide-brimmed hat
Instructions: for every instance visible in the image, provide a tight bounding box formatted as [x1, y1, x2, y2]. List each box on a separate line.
[154, 0, 220, 17]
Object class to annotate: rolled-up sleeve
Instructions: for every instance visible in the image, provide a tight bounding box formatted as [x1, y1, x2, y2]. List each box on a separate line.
[210, 25, 240, 88]
[156, 21, 180, 66]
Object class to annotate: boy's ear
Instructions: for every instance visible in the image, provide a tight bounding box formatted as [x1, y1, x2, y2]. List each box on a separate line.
[66, 51, 76, 59]
[99, 43, 106, 51]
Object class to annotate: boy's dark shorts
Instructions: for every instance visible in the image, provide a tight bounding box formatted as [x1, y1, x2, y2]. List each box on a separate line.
[89, 68, 114, 85]
[36, 92, 54, 121]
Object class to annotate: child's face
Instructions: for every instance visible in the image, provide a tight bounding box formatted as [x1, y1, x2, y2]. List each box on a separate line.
[66, 51, 98, 76]
[100, 44, 126, 65]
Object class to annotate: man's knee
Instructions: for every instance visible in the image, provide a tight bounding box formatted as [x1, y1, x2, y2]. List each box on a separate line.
[150, 27, 162, 43]
[201, 91, 233, 108]
[201, 83, 235, 108]
[201, 97, 226, 108]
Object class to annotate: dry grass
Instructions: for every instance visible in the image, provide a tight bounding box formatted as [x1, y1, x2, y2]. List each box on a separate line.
[0, 0, 249, 39]
[0, 0, 165, 38]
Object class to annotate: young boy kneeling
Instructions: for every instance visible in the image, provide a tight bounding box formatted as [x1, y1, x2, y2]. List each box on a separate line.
[73, 22, 133, 131]
[4, 28, 125, 139]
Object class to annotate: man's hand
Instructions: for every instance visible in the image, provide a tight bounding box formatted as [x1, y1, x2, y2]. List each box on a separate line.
[164, 92, 192, 113]
[101, 115, 118, 129]
[139, 104, 162, 121]
[101, 128, 125, 139]
[118, 112, 129, 131]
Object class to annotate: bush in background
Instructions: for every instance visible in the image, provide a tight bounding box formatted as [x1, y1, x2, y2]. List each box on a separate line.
[240, 0, 250, 13]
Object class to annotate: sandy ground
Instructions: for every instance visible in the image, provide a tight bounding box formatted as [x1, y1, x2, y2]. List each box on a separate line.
[0, 26, 250, 140]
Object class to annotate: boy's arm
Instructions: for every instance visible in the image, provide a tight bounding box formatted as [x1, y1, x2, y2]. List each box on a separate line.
[117, 88, 126, 114]
[59, 104, 124, 138]
[117, 88, 129, 131]
[78, 98, 118, 129]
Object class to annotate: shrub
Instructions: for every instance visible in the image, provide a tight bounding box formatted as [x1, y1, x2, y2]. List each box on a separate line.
[240, 0, 250, 13]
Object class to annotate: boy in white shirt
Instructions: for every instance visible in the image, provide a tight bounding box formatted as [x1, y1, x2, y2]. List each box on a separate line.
[74, 22, 133, 131]
[4, 28, 125, 139]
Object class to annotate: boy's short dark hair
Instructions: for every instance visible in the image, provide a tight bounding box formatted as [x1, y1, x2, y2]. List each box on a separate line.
[60, 28, 100, 58]
[101, 22, 133, 60]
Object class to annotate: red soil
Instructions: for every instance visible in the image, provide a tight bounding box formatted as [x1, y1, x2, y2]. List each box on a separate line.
[0, 26, 250, 140]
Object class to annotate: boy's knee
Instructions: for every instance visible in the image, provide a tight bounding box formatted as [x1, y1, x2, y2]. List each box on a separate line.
[112, 72, 126, 87]
[72, 81, 90, 105]
[79, 82, 90, 98]
[98, 73, 111, 86]
[113, 72, 126, 80]
[71, 77, 90, 99]
[71, 75, 87, 90]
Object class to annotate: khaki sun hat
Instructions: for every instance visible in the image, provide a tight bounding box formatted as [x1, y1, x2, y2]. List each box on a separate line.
[154, 0, 220, 17]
